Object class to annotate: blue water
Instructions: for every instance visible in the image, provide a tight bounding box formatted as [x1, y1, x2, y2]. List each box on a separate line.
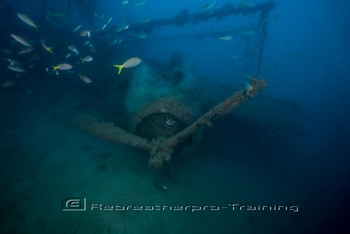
[1, 0, 349, 233]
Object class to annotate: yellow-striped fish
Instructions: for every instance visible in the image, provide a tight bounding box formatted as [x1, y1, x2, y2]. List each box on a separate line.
[8, 65, 26, 73]
[79, 73, 92, 83]
[10, 34, 32, 47]
[52, 63, 72, 71]
[80, 56, 93, 63]
[18, 47, 33, 55]
[16, 13, 38, 29]
[41, 38, 54, 54]
[113, 57, 142, 75]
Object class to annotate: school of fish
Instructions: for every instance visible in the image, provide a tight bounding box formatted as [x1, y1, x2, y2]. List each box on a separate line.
[2, 6, 146, 91]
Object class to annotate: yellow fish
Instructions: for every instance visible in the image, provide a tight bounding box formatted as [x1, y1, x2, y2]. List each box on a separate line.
[52, 63, 72, 71]
[10, 34, 32, 47]
[113, 57, 142, 75]
[16, 13, 38, 29]
[41, 38, 54, 54]
[18, 47, 33, 55]
[79, 73, 92, 83]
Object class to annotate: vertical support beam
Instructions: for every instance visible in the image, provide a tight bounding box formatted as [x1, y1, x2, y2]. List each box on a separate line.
[255, 9, 270, 76]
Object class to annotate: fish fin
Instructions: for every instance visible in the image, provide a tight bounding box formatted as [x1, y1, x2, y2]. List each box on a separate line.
[113, 64, 123, 75]
[51, 65, 57, 71]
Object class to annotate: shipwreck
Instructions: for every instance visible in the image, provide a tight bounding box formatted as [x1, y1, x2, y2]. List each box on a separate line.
[55, 1, 277, 171]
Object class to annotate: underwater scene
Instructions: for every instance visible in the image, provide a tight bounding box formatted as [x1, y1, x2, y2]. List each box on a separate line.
[1, 0, 349, 233]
